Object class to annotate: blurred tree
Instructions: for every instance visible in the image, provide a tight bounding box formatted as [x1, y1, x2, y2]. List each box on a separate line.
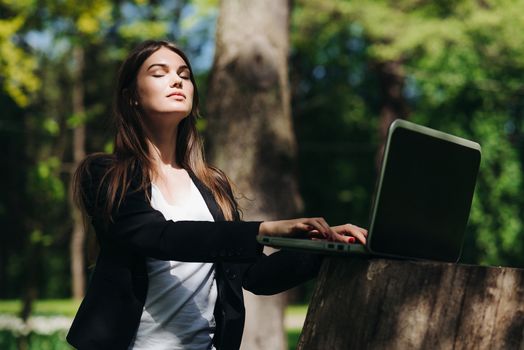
[39, 0, 115, 300]
[0, 0, 213, 301]
[0, 0, 46, 314]
[0, 1, 32, 299]
[0, 0, 40, 106]
[376, 60, 409, 167]
[291, 0, 524, 267]
[291, 0, 379, 230]
[206, 0, 298, 349]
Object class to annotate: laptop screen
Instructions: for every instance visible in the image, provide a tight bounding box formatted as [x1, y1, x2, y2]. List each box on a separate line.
[368, 123, 481, 262]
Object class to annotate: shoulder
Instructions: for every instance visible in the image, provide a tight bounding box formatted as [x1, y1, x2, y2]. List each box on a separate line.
[80, 154, 112, 189]
[76, 153, 117, 187]
[75, 153, 115, 213]
[81, 153, 114, 176]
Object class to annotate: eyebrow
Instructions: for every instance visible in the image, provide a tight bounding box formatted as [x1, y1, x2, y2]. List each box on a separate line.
[147, 63, 190, 72]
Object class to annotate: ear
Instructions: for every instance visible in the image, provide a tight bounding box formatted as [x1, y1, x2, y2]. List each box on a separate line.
[122, 88, 138, 106]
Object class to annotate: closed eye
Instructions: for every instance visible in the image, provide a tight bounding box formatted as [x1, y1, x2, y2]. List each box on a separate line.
[178, 67, 191, 80]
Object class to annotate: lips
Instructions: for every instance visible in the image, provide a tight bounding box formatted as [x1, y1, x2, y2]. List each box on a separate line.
[167, 91, 186, 99]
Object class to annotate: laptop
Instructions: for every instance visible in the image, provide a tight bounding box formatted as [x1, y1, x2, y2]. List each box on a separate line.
[257, 119, 481, 263]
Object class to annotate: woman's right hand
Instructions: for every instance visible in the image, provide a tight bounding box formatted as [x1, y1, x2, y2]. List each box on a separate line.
[259, 218, 353, 244]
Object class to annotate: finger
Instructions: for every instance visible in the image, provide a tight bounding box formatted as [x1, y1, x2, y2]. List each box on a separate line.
[332, 231, 351, 243]
[316, 217, 337, 239]
[307, 228, 351, 243]
[356, 225, 369, 237]
[344, 224, 367, 244]
[300, 218, 350, 242]
[333, 224, 367, 244]
[291, 222, 317, 237]
[322, 222, 348, 243]
[303, 218, 330, 238]
[317, 218, 340, 243]
[294, 222, 315, 232]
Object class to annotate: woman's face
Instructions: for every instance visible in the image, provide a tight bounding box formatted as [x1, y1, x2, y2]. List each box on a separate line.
[136, 47, 194, 124]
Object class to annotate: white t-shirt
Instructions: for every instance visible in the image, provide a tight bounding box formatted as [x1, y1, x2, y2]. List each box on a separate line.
[129, 179, 218, 350]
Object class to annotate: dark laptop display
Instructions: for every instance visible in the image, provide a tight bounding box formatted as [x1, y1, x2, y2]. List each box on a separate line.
[258, 119, 481, 263]
[368, 125, 481, 262]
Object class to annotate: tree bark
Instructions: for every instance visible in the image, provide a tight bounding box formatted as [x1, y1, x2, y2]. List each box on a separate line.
[298, 257, 524, 349]
[206, 1, 299, 349]
[70, 45, 87, 300]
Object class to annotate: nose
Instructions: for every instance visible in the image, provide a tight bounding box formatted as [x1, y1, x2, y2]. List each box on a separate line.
[170, 74, 183, 88]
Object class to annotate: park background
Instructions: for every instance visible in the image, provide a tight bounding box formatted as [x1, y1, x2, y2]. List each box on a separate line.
[1, 0, 524, 349]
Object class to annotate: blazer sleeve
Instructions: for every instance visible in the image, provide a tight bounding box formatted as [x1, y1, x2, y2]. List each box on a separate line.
[82, 157, 263, 262]
[241, 250, 324, 295]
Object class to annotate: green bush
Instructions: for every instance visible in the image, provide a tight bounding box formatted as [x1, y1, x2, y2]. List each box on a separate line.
[0, 330, 72, 350]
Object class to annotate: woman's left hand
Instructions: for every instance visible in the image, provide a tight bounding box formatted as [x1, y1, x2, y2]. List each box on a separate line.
[330, 224, 368, 244]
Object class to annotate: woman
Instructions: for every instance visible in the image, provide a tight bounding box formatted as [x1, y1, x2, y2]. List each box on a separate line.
[66, 40, 367, 350]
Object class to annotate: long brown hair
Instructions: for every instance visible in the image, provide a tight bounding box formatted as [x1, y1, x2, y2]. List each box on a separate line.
[73, 40, 238, 224]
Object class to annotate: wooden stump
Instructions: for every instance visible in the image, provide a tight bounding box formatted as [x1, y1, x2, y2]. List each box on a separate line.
[298, 256, 524, 350]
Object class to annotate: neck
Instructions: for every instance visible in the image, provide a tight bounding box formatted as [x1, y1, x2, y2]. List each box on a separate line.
[144, 120, 182, 176]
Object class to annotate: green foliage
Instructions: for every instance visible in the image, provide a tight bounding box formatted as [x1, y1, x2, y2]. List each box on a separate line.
[66, 113, 87, 128]
[41, 0, 113, 40]
[0, 10, 40, 106]
[0, 0, 220, 300]
[465, 116, 523, 266]
[28, 157, 65, 202]
[291, 1, 381, 227]
[287, 329, 301, 350]
[0, 331, 73, 350]
[292, 0, 524, 267]
[119, 21, 169, 41]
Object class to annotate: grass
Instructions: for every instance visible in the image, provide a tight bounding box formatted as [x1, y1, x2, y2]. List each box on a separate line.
[285, 304, 308, 317]
[0, 299, 307, 349]
[0, 299, 308, 319]
[287, 328, 302, 350]
[285, 304, 308, 349]
[0, 299, 81, 317]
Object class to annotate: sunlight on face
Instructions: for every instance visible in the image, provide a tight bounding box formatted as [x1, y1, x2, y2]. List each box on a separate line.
[137, 47, 195, 125]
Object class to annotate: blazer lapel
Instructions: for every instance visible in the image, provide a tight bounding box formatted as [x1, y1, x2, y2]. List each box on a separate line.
[188, 171, 225, 222]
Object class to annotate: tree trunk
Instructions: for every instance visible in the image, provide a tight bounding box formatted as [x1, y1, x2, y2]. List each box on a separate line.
[0, 99, 26, 299]
[376, 60, 408, 168]
[298, 257, 524, 349]
[206, 1, 299, 349]
[70, 45, 87, 300]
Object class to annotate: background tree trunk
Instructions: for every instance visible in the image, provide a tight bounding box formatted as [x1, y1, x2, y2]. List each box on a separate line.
[298, 257, 524, 349]
[376, 60, 408, 168]
[69, 46, 87, 299]
[206, 1, 299, 349]
[0, 99, 27, 298]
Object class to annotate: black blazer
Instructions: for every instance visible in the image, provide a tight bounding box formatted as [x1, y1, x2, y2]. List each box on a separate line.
[66, 156, 323, 350]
